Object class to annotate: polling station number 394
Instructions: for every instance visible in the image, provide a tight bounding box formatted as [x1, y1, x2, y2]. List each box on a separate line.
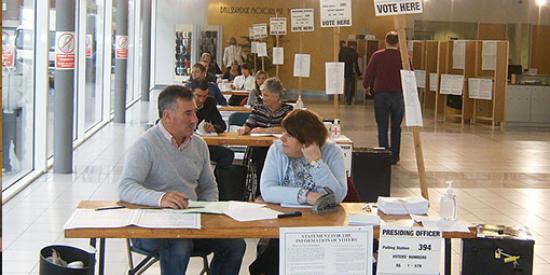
[418, 244, 432, 251]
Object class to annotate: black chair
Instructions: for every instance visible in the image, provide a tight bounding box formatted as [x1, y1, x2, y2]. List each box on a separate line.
[227, 112, 250, 129]
[125, 239, 211, 275]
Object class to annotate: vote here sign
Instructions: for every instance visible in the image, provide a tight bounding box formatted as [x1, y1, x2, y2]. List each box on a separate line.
[373, 0, 423, 16]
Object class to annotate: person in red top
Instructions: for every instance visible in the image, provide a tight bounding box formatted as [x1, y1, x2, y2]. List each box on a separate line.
[363, 31, 405, 165]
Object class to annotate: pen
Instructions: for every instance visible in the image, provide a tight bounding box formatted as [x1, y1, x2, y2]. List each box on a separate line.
[95, 206, 126, 211]
[277, 211, 302, 219]
[139, 206, 204, 210]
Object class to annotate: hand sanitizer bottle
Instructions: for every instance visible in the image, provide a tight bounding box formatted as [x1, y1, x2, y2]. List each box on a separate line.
[440, 181, 457, 221]
[296, 95, 304, 109]
[331, 119, 341, 138]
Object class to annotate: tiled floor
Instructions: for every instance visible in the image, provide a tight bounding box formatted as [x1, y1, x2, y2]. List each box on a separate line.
[3, 99, 550, 274]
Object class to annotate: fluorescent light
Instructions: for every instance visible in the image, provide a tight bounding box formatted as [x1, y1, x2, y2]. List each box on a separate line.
[536, 0, 547, 7]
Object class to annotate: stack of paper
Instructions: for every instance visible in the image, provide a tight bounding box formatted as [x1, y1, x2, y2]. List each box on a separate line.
[377, 196, 429, 215]
[348, 214, 380, 225]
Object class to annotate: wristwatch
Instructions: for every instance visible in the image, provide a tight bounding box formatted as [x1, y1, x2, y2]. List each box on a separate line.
[309, 159, 321, 168]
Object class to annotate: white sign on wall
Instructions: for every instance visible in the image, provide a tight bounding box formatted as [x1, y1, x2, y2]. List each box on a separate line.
[293, 54, 311, 77]
[270, 17, 287, 36]
[325, 62, 345, 94]
[373, 0, 423, 16]
[377, 226, 442, 275]
[253, 23, 268, 39]
[291, 9, 315, 32]
[273, 47, 284, 65]
[320, 0, 352, 27]
[280, 226, 374, 275]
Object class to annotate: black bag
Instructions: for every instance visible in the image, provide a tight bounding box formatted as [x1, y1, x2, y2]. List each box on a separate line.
[249, 239, 279, 275]
[214, 164, 247, 201]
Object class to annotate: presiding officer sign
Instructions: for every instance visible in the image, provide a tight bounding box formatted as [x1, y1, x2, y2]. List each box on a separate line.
[373, 0, 423, 16]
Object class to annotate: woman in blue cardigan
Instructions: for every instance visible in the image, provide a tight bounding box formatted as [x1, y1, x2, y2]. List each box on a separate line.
[260, 108, 348, 205]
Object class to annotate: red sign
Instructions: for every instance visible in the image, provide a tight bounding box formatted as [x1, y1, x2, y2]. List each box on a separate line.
[115, 35, 128, 59]
[2, 44, 15, 68]
[85, 34, 93, 58]
[55, 31, 76, 69]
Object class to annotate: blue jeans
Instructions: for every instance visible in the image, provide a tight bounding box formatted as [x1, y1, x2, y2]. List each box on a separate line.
[132, 238, 246, 275]
[373, 92, 404, 162]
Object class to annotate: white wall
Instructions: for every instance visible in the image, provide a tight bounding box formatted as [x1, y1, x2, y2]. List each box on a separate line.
[414, 0, 550, 25]
[152, 0, 207, 86]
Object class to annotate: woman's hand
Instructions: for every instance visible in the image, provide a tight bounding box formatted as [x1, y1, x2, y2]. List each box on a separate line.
[306, 191, 323, 205]
[302, 143, 321, 164]
[237, 127, 247, 135]
[250, 127, 265, 134]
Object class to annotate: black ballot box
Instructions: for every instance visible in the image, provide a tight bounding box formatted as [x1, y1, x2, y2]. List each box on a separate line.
[351, 148, 392, 203]
[462, 224, 535, 275]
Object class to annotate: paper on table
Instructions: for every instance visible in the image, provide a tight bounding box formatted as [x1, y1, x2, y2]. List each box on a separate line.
[293, 54, 311, 77]
[64, 208, 135, 229]
[400, 70, 424, 127]
[280, 203, 313, 208]
[348, 213, 381, 225]
[440, 74, 464, 95]
[411, 215, 471, 233]
[225, 207, 282, 222]
[482, 41, 497, 71]
[414, 70, 426, 88]
[195, 120, 218, 136]
[256, 42, 267, 57]
[273, 47, 284, 65]
[452, 40, 466, 70]
[250, 133, 274, 137]
[429, 73, 439, 92]
[134, 209, 201, 229]
[325, 62, 345, 95]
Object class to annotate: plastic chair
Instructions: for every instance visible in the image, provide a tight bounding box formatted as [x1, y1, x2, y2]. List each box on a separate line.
[126, 239, 211, 275]
[227, 112, 250, 128]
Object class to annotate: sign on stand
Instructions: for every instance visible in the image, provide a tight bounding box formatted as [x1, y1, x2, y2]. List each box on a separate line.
[377, 226, 442, 275]
[320, 0, 352, 27]
[55, 31, 76, 69]
[253, 23, 268, 39]
[280, 226, 374, 275]
[270, 17, 287, 36]
[290, 9, 314, 32]
[373, 0, 423, 16]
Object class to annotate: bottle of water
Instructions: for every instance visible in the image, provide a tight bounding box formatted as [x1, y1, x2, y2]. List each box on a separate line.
[440, 181, 457, 221]
[295, 95, 304, 109]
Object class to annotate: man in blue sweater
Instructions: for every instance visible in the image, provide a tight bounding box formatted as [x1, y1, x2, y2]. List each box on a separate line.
[186, 63, 228, 106]
[119, 85, 245, 275]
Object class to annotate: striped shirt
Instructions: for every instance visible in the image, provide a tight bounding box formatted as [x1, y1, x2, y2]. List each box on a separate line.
[245, 103, 293, 129]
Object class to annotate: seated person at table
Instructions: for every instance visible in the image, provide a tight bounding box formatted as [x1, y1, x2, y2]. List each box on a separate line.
[246, 70, 267, 106]
[186, 63, 227, 106]
[222, 61, 241, 81]
[261, 109, 347, 204]
[119, 85, 245, 275]
[192, 79, 234, 167]
[201, 52, 222, 76]
[229, 64, 254, 106]
[238, 77, 293, 191]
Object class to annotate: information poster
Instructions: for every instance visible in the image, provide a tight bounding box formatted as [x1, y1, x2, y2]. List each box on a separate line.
[325, 62, 345, 95]
[439, 74, 465, 95]
[251, 41, 258, 54]
[273, 47, 284, 65]
[270, 17, 287, 35]
[414, 70, 426, 88]
[280, 226, 373, 275]
[291, 9, 315, 32]
[257, 42, 268, 57]
[320, 0, 352, 27]
[253, 23, 268, 39]
[293, 54, 311, 77]
[429, 73, 439, 92]
[468, 78, 493, 100]
[377, 226, 442, 275]
[482, 41, 497, 71]
[401, 70, 424, 126]
[452, 40, 465, 70]
[373, 0, 423, 16]
[55, 31, 76, 69]
[249, 27, 256, 40]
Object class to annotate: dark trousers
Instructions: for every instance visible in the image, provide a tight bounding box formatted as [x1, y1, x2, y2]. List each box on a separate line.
[373, 92, 404, 162]
[344, 76, 356, 105]
[208, 146, 235, 168]
[249, 147, 268, 195]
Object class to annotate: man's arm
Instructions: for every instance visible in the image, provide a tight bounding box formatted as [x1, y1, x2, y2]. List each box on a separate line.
[363, 53, 377, 91]
[209, 83, 228, 106]
[207, 98, 227, 133]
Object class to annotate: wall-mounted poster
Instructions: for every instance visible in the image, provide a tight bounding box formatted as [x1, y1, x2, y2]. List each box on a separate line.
[175, 24, 193, 82]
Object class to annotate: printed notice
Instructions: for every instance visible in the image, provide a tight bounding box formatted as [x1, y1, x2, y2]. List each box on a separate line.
[482, 41, 497, 71]
[401, 70, 424, 126]
[414, 70, 426, 88]
[452, 40, 466, 70]
[256, 42, 268, 57]
[249, 27, 256, 40]
[273, 47, 284, 65]
[320, 0, 352, 27]
[429, 73, 439, 92]
[373, 0, 423, 16]
[440, 74, 465, 95]
[468, 78, 493, 100]
[251, 41, 258, 54]
[253, 23, 268, 39]
[55, 31, 76, 69]
[293, 54, 311, 77]
[325, 62, 345, 95]
[280, 226, 373, 275]
[291, 9, 315, 32]
[270, 17, 287, 35]
[115, 35, 128, 59]
[377, 226, 442, 275]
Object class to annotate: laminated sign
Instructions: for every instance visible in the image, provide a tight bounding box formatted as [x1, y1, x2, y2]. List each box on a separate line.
[55, 31, 76, 69]
[373, 0, 423, 16]
[115, 35, 128, 59]
[320, 0, 352, 27]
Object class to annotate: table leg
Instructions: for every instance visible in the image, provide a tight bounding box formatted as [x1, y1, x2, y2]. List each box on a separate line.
[445, 238, 451, 275]
[99, 238, 106, 275]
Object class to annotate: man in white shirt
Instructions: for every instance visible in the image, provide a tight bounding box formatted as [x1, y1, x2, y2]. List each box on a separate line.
[223, 37, 247, 69]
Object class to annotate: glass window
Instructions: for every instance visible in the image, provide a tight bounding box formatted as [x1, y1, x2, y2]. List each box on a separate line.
[2, 0, 36, 189]
[110, 3, 116, 114]
[84, 1, 104, 130]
